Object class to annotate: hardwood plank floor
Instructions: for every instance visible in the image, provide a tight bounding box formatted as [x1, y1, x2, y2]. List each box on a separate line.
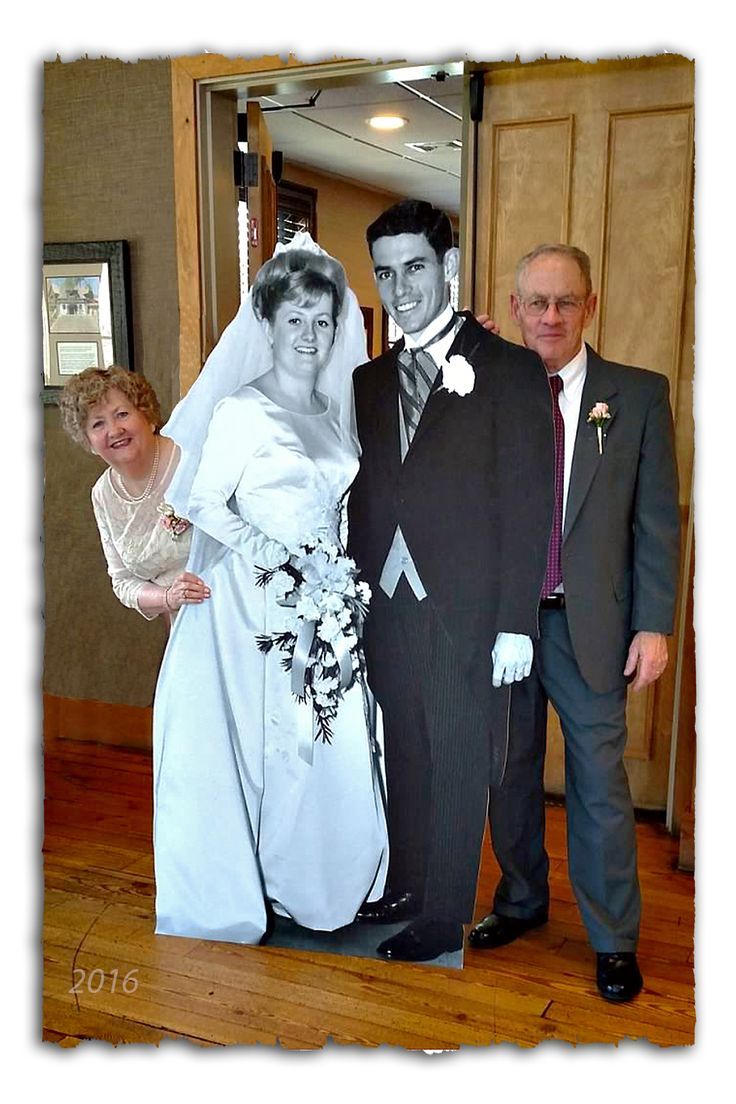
[42, 737, 695, 1049]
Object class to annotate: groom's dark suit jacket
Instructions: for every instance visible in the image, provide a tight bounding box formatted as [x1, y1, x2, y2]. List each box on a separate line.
[348, 313, 555, 771]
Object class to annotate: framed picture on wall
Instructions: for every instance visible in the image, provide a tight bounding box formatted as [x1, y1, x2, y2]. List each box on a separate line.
[42, 240, 133, 404]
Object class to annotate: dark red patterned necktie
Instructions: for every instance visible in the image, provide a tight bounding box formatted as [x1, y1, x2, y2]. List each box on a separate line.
[542, 374, 565, 596]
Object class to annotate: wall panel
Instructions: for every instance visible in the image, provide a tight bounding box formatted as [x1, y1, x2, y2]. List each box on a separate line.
[488, 117, 573, 321]
[599, 107, 694, 385]
[43, 58, 178, 708]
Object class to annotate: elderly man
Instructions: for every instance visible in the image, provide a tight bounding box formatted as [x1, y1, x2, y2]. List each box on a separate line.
[469, 244, 680, 1002]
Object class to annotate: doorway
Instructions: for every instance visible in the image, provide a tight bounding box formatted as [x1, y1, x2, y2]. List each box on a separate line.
[194, 61, 468, 359]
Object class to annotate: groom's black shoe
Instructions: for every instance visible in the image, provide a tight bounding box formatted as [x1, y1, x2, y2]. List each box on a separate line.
[377, 919, 464, 962]
[596, 952, 643, 1002]
[356, 891, 420, 925]
[467, 910, 548, 949]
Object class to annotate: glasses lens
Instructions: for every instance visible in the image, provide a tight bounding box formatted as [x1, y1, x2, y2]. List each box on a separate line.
[523, 297, 584, 315]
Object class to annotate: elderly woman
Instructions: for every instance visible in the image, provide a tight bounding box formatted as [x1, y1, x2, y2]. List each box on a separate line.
[152, 236, 388, 944]
[59, 366, 210, 622]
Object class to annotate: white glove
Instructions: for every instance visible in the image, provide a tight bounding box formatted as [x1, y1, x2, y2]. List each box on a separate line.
[492, 633, 533, 688]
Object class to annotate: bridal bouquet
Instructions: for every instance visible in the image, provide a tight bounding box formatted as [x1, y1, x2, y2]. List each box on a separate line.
[254, 535, 371, 743]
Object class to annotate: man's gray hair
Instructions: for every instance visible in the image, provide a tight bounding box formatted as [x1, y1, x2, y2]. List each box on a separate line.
[516, 244, 593, 297]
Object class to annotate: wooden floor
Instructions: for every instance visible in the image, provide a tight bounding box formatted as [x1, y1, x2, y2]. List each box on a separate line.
[42, 737, 695, 1050]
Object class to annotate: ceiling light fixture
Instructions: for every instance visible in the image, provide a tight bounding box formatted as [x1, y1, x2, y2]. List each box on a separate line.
[368, 114, 408, 131]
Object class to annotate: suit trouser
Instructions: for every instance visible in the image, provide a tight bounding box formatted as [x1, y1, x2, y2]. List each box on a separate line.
[489, 607, 640, 952]
[365, 579, 490, 923]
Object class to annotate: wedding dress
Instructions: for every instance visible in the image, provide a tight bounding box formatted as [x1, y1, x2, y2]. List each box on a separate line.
[152, 236, 388, 943]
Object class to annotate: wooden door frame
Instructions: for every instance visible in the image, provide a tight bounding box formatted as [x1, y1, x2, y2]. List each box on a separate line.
[170, 54, 467, 398]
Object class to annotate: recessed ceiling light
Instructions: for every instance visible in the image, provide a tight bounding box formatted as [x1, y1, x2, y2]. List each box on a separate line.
[367, 115, 408, 131]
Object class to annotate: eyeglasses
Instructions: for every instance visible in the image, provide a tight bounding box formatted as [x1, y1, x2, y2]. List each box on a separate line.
[519, 296, 588, 316]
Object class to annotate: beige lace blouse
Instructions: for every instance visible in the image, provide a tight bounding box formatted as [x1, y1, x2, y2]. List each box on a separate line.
[90, 442, 192, 619]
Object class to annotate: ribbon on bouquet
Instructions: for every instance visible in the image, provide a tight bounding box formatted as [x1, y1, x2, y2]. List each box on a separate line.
[291, 619, 355, 766]
[291, 618, 317, 699]
[290, 618, 354, 698]
[275, 582, 357, 763]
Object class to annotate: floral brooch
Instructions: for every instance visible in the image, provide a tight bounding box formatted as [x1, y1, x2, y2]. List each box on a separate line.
[157, 502, 191, 538]
[440, 354, 475, 396]
[586, 402, 611, 455]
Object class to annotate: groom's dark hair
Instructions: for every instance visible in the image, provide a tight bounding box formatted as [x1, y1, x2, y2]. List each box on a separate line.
[366, 199, 454, 262]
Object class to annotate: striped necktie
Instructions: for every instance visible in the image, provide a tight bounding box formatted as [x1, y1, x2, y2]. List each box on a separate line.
[396, 313, 458, 444]
[397, 346, 437, 443]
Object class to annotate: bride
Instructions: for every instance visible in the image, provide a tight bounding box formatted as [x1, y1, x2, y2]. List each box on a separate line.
[152, 236, 388, 943]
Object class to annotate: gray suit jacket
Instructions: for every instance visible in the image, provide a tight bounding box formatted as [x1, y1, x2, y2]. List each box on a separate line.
[561, 346, 680, 694]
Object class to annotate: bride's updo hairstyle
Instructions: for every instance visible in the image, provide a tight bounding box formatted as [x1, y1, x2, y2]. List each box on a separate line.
[251, 248, 347, 328]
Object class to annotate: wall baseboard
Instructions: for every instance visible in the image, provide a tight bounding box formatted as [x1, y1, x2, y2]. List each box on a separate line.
[43, 694, 152, 750]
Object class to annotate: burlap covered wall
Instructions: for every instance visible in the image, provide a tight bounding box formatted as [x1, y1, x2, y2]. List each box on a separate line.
[43, 57, 179, 705]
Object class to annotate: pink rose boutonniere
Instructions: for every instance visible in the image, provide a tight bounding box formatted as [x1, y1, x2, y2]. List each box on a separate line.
[587, 402, 612, 455]
[157, 502, 191, 538]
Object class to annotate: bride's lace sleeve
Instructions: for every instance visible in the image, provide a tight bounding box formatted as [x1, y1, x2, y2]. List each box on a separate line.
[186, 396, 288, 569]
[91, 488, 159, 620]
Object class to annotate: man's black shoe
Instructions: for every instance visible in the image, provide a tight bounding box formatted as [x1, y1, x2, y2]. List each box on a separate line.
[467, 910, 548, 949]
[356, 891, 420, 925]
[596, 952, 643, 1002]
[377, 919, 464, 962]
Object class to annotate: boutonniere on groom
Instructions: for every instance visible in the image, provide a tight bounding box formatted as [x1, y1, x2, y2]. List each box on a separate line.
[439, 353, 475, 396]
[587, 401, 612, 454]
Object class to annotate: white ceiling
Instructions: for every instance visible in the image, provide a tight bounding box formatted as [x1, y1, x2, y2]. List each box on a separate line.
[238, 72, 465, 215]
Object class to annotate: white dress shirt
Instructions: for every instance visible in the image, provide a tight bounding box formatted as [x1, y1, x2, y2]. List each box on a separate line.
[553, 343, 588, 534]
[403, 302, 457, 361]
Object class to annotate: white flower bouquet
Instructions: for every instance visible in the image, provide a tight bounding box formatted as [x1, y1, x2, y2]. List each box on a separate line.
[254, 534, 372, 744]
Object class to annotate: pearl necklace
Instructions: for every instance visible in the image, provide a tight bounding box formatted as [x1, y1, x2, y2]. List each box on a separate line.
[115, 437, 160, 502]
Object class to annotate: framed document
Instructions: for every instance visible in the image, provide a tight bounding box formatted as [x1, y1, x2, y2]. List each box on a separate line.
[42, 240, 133, 404]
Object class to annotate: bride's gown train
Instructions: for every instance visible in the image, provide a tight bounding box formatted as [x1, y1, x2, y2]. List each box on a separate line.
[153, 387, 388, 943]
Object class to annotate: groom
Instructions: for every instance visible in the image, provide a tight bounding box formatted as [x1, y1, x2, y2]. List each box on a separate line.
[347, 199, 555, 961]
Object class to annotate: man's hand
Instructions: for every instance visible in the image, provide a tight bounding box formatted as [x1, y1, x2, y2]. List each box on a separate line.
[623, 631, 669, 691]
[492, 632, 533, 687]
[475, 313, 501, 335]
